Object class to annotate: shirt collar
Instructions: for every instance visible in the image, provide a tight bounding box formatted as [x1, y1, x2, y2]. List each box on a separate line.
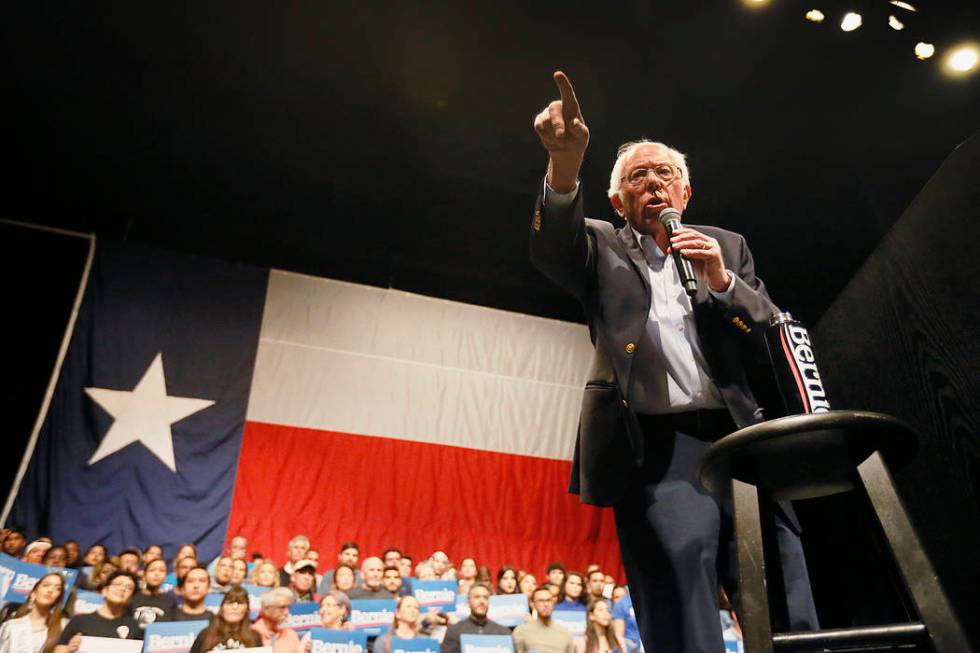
[628, 223, 666, 261]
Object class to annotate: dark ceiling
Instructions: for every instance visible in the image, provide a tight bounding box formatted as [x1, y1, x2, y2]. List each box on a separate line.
[7, 0, 979, 326]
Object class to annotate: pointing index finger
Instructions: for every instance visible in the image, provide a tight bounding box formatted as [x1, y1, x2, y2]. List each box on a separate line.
[553, 70, 583, 122]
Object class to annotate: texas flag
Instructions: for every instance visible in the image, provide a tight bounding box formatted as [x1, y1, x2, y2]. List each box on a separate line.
[7, 241, 622, 576]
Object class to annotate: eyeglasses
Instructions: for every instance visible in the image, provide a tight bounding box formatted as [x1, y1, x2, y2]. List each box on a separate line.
[622, 163, 681, 187]
[108, 582, 135, 591]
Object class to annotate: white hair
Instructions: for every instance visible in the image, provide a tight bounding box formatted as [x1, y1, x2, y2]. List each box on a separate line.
[607, 140, 691, 215]
[261, 587, 294, 608]
[288, 535, 310, 548]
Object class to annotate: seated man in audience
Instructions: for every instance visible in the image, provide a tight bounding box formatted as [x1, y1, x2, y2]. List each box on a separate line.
[173, 565, 215, 624]
[142, 544, 164, 566]
[547, 562, 566, 589]
[318, 541, 361, 596]
[118, 548, 142, 574]
[1, 529, 27, 558]
[513, 586, 574, 653]
[56, 570, 143, 650]
[64, 539, 81, 568]
[211, 556, 235, 593]
[290, 559, 319, 602]
[382, 548, 401, 569]
[586, 570, 606, 602]
[430, 551, 455, 580]
[397, 555, 413, 580]
[442, 583, 512, 653]
[42, 545, 69, 568]
[279, 535, 312, 587]
[347, 557, 385, 599]
[381, 566, 403, 598]
[208, 534, 249, 574]
[252, 587, 311, 652]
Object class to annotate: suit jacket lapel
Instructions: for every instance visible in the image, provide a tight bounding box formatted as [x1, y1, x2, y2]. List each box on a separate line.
[616, 226, 652, 297]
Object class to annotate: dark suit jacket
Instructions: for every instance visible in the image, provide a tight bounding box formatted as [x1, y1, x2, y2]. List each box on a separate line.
[530, 187, 779, 507]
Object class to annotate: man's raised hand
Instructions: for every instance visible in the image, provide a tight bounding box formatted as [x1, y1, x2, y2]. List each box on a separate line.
[533, 71, 589, 193]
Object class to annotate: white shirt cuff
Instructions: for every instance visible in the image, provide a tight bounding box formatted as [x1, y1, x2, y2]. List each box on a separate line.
[542, 178, 579, 210]
[708, 270, 736, 303]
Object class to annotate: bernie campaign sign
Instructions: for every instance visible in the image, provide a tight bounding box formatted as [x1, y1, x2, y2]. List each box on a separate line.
[487, 594, 528, 628]
[349, 599, 396, 637]
[0, 553, 78, 607]
[391, 637, 440, 653]
[204, 593, 223, 614]
[283, 601, 321, 632]
[142, 620, 209, 653]
[308, 628, 368, 653]
[551, 610, 586, 639]
[73, 590, 105, 615]
[460, 634, 514, 653]
[453, 594, 469, 620]
[241, 583, 266, 620]
[412, 580, 456, 612]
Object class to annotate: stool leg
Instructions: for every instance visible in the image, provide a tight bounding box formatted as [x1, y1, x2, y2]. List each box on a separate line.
[733, 478, 773, 653]
[856, 450, 970, 651]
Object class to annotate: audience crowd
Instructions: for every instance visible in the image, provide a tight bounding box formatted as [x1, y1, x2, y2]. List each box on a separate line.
[0, 528, 685, 653]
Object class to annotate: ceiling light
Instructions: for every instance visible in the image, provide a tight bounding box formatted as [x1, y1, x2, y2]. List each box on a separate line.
[946, 45, 979, 73]
[840, 12, 862, 32]
[805, 9, 825, 23]
[888, 15, 904, 30]
[889, 1, 916, 11]
[914, 42, 935, 60]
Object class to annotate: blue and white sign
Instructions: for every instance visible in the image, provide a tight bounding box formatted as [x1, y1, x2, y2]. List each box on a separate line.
[391, 637, 440, 653]
[309, 628, 368, 653]
[487, 594, 528, 628]
[0, 553, 78, 607]
[204, 593, 223, 614]
[241, 582, 266, 620]
[161, 573, 177, 594]
[349, 599, 396, 637]
[284, 601, 321, 632]
[460, 634, 514, 653]
[453, 594, 469, 620]
[411, 580, 456, 612]
[551, 610, 586, 639]
[142, 619, 209, 653]
[73, 590, 105, 615]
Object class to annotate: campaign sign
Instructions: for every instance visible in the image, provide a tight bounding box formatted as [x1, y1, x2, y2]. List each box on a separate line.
[80, 637, 142, 653]
[284, 601, 321, 632]
[242, 583, 266, 620]
[142, 619, 209, 653]
[73, 590, 105, 615]
[453, 594, 469, 620]
[349, 599, 396, 637]
[309, 628, 368, 653]
[204, 593, 223, 614]
[0, 554, 17, 605]
[460, 634, 514, 653]
[487, 594, 528, 628]
[161, 573, 177, 594]
[412, 580, 456, 612]
[551, 610, 586, 639]
[391, 637, 440, 653]
[0, 553, 78, 607]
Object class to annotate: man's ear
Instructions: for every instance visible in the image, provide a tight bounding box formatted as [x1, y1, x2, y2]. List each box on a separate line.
[682, 184, 693, 210]
[610, 194, 624, 216]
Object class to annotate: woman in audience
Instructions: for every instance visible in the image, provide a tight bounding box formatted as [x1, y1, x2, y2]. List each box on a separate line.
[171, 544, 197, 571]
[80, 545, 106, 569]
[577, 599, 618, 653]
[475, 565, 492, 586]
[174, 556, 198, 583]
[251, 561, 280, 588]
[142, 545, 163, 566]
[557, 572, 588, 611]
[87, 558, 119, 591]
[456, 558, 478, 596]
[372, 596, 423, 653]
[130, 558, 177, 629]
[56, 571, 142, 651]
[331, 563, 357, 594]
[41, 547, 68, 569]
[0, 573, 67, 653]
[189, 586, 260, 653]
[230, 559, 249, 586]
[318, 591, 353, 631]
[495, 566, 518, 595]
[518, 573, 537, 598]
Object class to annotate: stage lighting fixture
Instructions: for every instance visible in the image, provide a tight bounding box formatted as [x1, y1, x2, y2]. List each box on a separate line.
[946, 45, 979, 73]
[888, 0, 916, 11]
[805, 9, 825, 23]
[840, 12, 862, 32]
[914, 42, 935, 60]
[888, 15, 904, 30]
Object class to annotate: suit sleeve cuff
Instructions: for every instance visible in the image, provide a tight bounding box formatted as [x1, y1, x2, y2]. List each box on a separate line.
[708, 270, 737, 303]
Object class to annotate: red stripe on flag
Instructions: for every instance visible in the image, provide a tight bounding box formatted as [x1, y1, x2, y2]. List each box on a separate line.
[227, 421, 623, 580]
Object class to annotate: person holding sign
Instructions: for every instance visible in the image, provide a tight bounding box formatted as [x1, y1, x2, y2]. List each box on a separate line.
[441, 584, 510, 653]
[530, 71, 819, 653]
[371, 596, 426, 653]
[189, 587, 261, 653]
[130, 559, 178, 630]
[512, 587, 573, 653]
[0, 573, 67, 653]
[55, 571, 142, 652]
[251, 588, 310, 653]
[317, 592, 353, 631]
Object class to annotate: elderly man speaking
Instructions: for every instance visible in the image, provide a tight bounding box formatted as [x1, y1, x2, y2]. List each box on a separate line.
[530, 71, 819, 653]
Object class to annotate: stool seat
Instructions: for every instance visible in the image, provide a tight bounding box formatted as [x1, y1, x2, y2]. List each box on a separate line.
[699, 410, 917, 501]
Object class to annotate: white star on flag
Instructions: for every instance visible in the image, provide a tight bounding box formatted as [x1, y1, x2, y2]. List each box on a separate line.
[84, 352, 215, 472]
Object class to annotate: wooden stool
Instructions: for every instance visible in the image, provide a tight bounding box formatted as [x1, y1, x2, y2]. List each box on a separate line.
[698, 410, 968, 652]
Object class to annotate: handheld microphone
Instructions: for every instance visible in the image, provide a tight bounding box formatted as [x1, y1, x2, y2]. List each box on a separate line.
[658, 207, 697, 297]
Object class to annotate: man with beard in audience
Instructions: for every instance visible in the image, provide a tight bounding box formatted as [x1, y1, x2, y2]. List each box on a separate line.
[513, 586, 574, 653]
[347, 557, 385, 599]
[442, 583, 511, 653]
[381, 566, 403, 598]
[586, 569, 606, 602]
[318, 541, 361, 595]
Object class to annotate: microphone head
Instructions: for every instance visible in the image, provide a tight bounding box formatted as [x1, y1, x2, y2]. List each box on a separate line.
[658, 207, 682, 227]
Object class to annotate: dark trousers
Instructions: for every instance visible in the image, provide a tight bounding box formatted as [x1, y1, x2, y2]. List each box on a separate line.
[613, 411, 819, 653]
